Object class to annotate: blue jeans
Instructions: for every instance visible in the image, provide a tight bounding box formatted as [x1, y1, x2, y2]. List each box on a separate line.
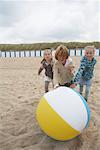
[79, 78, 92, 101]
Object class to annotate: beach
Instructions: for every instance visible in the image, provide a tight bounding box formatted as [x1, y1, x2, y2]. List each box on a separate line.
[0, 57, 100, 150]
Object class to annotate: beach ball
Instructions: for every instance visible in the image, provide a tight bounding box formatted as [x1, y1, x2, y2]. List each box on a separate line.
[36, 87, 90, 141]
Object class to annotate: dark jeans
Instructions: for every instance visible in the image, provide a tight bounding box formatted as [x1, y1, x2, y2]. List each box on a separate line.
[45, 81, 49, 93]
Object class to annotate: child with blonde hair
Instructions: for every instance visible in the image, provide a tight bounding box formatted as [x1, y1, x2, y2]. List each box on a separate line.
[38, 49, 54, 93]
[53, 45, 74, 88]
[70, 45, 97, 101]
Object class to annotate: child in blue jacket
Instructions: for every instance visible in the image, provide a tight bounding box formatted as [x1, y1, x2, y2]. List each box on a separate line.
[70, 46, 97, 101]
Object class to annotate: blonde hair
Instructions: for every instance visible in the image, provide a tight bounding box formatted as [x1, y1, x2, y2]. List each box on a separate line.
[44, 49, 52, 56]
[55, 45, 69, 60]
[67, 64, 75, 75]
[67, 63, 75, 69]
[41, 49, 52, 63]
[84, 45, 96, 53]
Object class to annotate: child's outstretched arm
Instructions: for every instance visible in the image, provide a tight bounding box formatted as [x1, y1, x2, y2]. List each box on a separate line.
[53, 64, 61, 88]
[74, 58, 86, 83]
[70, 57, 86, 88]
[38, 66, 44, 75]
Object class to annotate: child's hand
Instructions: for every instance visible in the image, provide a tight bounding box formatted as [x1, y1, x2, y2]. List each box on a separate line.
[38, 67, 43, 75]
[70, 83, 76, 88]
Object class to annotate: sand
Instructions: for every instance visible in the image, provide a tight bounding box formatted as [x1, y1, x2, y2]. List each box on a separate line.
[0, 57, 100, 150]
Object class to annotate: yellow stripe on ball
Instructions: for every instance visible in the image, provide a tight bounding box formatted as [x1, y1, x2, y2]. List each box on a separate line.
[36, 96, 80, 141]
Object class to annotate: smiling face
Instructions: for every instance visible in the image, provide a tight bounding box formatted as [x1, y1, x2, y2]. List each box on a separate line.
[55, 45, 69, 65]
[44, 50, 52, 62]
[85, 46, 95, 61]
[57, 54, 67, 65]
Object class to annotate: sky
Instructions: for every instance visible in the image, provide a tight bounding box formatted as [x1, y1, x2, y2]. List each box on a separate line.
[0, 0, 100, 44]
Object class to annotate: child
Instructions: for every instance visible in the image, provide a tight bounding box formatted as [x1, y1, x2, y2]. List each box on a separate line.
[70, 45, 97, 102]
[53, 45, 74, 88]
[38, 49, 54, 93]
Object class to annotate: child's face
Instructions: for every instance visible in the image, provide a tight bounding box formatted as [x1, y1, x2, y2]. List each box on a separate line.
[44, 51, 52, 61]
[58, 55, 67, 65]
[85, 48, 95, 61]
